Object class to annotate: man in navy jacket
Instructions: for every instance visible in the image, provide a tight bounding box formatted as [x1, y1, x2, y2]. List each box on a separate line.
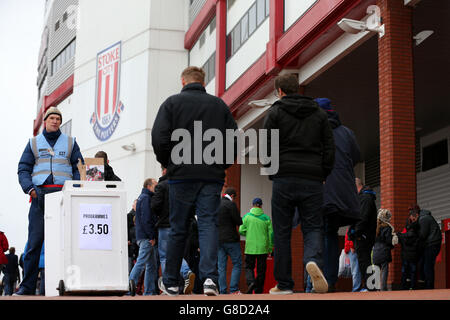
[16, 107, 83, 295]
[129, 178, 159, 295]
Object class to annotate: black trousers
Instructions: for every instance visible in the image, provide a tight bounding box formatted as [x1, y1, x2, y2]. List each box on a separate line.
[245, 254, 267, 294]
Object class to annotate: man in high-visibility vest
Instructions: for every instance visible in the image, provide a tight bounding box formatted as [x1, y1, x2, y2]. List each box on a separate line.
[16, 107, 83, 295]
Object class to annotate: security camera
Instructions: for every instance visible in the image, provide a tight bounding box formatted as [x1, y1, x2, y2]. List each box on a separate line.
[337, 5, 385, 38]
[248, 99, 271, 108]
[337, 18, 367, 34]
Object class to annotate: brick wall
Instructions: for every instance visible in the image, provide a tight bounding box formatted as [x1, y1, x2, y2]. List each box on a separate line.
[377, 0, 416, 288]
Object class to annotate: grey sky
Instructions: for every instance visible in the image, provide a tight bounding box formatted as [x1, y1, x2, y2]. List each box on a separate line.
[0, 0, 45, 255]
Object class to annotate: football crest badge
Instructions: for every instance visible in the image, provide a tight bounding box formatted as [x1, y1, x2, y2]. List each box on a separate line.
[91, 42, 124, 141]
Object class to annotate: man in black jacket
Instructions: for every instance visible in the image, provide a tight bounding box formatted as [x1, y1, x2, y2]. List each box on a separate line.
[152, 66, 238, 296]
[217, 187, 242, 294]
[264, 74, 335, 294]
[354, 178, 377, 291]
[95, 151, 121, 181]
[410, 204, 442, 289]
[127, 199, 138, 274]
[397, 212, 420, 290]
[4, 247, 20, 295]
[151, 167, 196, 294]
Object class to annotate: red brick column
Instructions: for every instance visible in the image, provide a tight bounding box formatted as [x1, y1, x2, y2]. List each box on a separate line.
[377, 0, 416, 289]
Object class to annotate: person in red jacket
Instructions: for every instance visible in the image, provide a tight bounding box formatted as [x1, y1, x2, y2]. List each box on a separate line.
[0, 231, 9, 272]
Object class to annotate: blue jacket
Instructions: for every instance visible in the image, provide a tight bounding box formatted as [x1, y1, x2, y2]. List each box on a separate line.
[18, 129, 83, 194]
[135, 188, 157, 241]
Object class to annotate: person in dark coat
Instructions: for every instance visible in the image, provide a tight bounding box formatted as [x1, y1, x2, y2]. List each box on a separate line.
[409, 204, 442, 289]
[315, 98, 361, 292]
[353, 178, 378, 291]
[127, 199, 138, 274]
[217, 187, 242, 294]
[372, 209, 395, 291]
[264, 75, 335, 295]
[128, 178, 159, 296]
[4, 247, 20, 295]
[397, 212, 420, 290]
[95, 151, 121, 181]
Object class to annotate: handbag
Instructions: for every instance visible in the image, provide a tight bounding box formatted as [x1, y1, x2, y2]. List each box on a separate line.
[338, 249, 352, 278]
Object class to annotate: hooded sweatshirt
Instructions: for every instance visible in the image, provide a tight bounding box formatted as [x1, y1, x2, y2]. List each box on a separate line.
[263, 94, 335, 181]
[239, 207, 274, 255]
[355, 186, 378, 243]
[418, 210, 442, 248]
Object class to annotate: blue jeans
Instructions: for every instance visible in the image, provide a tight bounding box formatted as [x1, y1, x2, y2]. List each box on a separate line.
[21, 186, 61, 294]
[3, 272, 16, 295]
[376, 262, 389, 291]
[218, 242, 242, 294]
[158, 228, 192, 280]
[271, 177, 324, 291]
[129, 239, 158, 295]
[348, 250, 362, 292]
[163, 181, 223, 288]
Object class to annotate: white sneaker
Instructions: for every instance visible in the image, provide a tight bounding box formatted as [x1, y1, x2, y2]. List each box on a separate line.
[306, 261, 328, 294]
[269, 285, 293, 295]
[158, 277, 179, 296]
[203, 278, 219, 296]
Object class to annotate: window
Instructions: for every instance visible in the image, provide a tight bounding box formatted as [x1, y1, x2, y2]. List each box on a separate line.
[199, 32, 206, 48]
[55, 20, 60, 31]
[241, 13, 249, 43]
[232, 23, 240, 54]
[208, 52, 215, 83]
[256, 0, 265, 25]
[51, 38, 76, 76]
[227, 0, 235, 10]
[60, 120, 72, 136]
[63, 11, 68, 22]
[202, 52, 216, 85]
[226, 0, 268, 60]
[248, 3, 257, 35]
[422, 139, 448, 171]
[209, 17, 216, 34]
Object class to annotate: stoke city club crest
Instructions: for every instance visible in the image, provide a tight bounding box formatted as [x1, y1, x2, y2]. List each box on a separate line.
[91, 41, 125, 141]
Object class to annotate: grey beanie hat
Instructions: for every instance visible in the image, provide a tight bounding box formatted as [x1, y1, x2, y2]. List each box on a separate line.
[44, 106, 62, 121]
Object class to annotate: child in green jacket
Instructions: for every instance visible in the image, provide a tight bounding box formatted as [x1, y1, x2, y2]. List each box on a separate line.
[239, 198, 274, 294]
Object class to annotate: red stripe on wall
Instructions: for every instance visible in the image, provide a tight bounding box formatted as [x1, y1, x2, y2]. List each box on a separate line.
[97, 70, 102, 120]
[104, 74, 110, 115]
[112, 62, 118, 114]
[185, 0, 217, 50]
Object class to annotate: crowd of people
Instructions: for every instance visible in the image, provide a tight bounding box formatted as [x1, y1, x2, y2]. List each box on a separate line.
[10, 66, 443, 296]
